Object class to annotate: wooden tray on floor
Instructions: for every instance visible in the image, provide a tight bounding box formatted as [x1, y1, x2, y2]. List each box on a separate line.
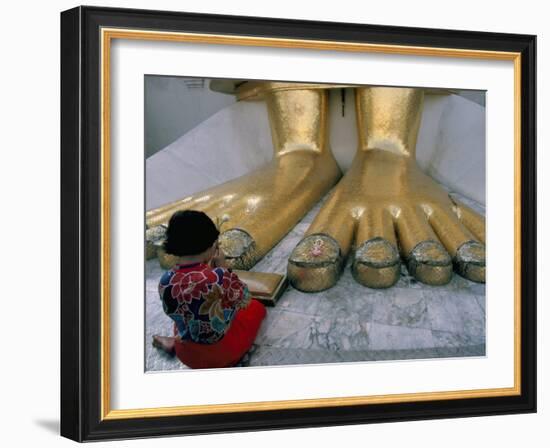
[233, 270, 288, 307]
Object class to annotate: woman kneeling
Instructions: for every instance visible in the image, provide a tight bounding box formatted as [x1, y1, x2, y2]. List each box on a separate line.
[152, 210, 266, 369]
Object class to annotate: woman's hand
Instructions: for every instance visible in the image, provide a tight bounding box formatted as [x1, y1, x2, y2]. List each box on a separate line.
[209, 241, 227, 268]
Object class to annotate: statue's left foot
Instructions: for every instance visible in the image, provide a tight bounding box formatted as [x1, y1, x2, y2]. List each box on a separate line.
[288, 86, 485, 291]
[146, 84, 341, 270]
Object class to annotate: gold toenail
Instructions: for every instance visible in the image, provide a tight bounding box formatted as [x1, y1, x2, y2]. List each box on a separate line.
[288, 234, 343, 292]
[455, 241, 485, 283]
[352, 238, 400, 288]
[407, 240, 452, 285]
[219, 229, 257, 270]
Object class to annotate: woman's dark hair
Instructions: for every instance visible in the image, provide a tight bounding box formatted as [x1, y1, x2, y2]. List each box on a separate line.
[163, 210, 220, 256]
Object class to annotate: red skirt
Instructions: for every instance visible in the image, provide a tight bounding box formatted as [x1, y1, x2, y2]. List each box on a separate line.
[174, 299, 266, 369]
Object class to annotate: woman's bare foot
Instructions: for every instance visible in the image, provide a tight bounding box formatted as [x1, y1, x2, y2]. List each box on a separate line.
[152, 335, 176, 356]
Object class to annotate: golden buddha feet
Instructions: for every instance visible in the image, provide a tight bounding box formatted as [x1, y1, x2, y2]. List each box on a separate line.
[288, 150, 486, 291]
[146, 85, 342, 270]
[288, 86, 486, 291]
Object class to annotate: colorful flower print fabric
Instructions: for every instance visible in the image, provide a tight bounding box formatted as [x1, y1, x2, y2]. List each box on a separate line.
[159, 263, 251, 344]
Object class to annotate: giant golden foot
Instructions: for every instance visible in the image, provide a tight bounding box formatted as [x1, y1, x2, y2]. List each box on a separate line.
[288, 86, 485, 291]
[146, 83, 342, 269]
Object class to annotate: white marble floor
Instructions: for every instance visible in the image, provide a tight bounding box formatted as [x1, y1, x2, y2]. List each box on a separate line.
[145, 191, 486, 372]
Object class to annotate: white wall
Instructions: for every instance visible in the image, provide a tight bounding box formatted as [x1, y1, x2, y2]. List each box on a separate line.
[145, 76, 235, 158]
[1, 1, 546, 447]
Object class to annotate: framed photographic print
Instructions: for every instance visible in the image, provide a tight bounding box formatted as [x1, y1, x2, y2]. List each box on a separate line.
[60, 5, 536, 442]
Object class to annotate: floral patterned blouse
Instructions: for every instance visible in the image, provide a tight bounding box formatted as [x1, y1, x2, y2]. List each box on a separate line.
[158, 262, 251, 344]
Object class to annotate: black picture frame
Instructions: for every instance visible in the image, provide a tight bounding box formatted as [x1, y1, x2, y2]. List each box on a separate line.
[60, 5, 536, 442]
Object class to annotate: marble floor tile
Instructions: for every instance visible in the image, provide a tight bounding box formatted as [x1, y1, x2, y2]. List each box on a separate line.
[255, 310, 317, 349]
[370, 288, 430, 329]
[275, 287, 321, 317]
[425, 290, 486, 341]
[367, 322, 435, 350]
[432, 329, 486, 351]
[475, 294, 486, 313]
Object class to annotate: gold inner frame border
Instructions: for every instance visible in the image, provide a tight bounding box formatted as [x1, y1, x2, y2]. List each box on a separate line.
[99, 27, 522, 421]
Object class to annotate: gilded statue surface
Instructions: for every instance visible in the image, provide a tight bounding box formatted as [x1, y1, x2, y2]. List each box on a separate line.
[146, 82, 485, 291]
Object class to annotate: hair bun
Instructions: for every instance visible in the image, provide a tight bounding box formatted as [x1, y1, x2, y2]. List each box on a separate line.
[163, 210, 220, 256]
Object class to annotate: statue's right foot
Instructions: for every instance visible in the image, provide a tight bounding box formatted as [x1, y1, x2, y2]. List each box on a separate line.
[288, 86, 485, 291]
